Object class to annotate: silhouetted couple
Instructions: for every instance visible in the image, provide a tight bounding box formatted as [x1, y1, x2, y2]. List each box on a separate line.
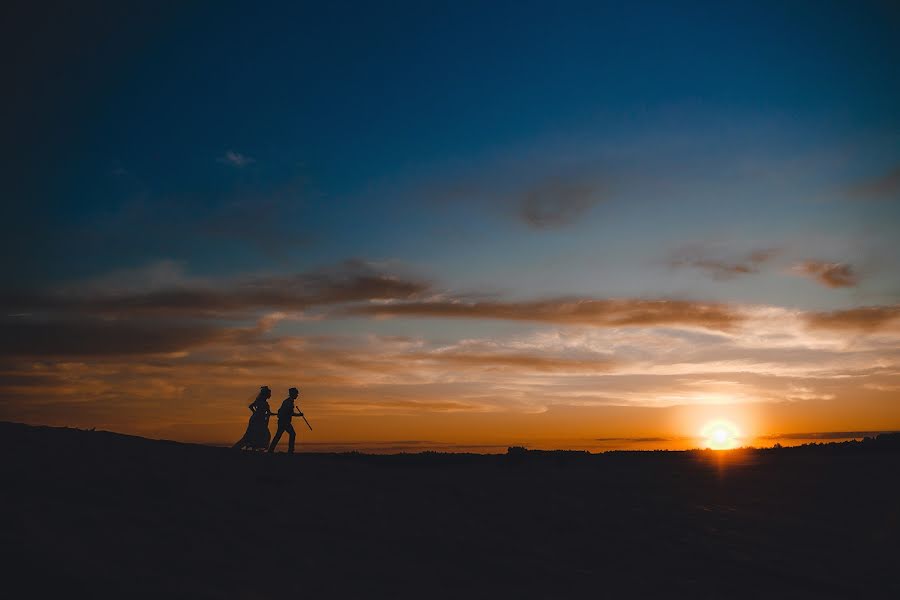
[233, 386, 304, 453]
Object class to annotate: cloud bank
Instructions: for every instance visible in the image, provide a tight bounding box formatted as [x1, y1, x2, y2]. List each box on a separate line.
[2, 260, 898, 441]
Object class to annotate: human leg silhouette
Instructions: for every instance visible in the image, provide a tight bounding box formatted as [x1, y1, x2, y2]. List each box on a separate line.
[268, 424, 285, 452]
[285, 423, 296, 453]
[268, 422, 296, 453]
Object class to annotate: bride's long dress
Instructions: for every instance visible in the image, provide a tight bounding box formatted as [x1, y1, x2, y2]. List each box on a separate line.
[233, 401, 272, 450]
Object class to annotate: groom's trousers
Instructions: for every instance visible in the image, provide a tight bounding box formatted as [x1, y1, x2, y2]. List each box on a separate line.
[269, 421, 296, 453]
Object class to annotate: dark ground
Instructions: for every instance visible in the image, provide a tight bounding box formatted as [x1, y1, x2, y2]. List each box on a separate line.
[1, 422, 898, 599]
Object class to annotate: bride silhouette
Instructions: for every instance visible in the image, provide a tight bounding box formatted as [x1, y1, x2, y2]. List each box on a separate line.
[232, 386, 273, 450]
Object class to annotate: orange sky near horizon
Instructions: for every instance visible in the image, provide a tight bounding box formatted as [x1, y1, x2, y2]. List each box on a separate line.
[3, 307, 898, 452]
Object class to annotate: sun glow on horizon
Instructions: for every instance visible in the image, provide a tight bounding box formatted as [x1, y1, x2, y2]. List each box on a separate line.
[701, 419, 741, 450]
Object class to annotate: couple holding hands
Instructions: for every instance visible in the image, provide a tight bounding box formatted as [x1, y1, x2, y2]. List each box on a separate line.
[233, 386, 308, 453]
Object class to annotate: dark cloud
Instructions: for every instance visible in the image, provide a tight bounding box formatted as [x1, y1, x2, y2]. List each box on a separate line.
[846, 164, 900, 200]
[669, 247, 778, 280]
[793, 260, 859, 288]
[0, 317, 224, 357]
[0, 260, 429, 357]
[517, 177, 606, 229]
[0, 372, 68, 388]
[1, 260, 428, 319]
[0, 306, 308, 358]
[805, 305, 900, 332]
[349, 298, 742, 331]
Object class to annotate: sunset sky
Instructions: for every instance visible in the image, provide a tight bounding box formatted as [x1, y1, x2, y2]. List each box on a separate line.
[2, 1, 899, 451]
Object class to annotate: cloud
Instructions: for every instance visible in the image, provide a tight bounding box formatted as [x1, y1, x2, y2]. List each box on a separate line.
[74, 260, 194, 293]
[0, 306, 293, 358]
[791, 260, 859, 288]
[846, 164, 900, 200]
[0, 317, 224, 356]
[62, 178, 314, 265]
[1, 260, 428, 319]
[517, 176, 606, 229]
[418, 351, 619, 373]
[784, 384, 834, 401]
[805, 305, 900, 332]
[5, 254, 900, 436]
[669, 247, 778, 280]
[3, 295, 900, 437]
[315, 398, 493, 414]
[199, 179, 313, 259]
[348, 298, 742, 331]
[217, 150, 255, 168]
[0, 260, 430, 358]
[5, 262, 751, 335]
[594, 437, 670, 442]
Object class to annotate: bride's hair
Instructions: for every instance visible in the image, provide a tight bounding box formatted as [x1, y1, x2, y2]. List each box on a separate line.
[253, 386, 271, 403]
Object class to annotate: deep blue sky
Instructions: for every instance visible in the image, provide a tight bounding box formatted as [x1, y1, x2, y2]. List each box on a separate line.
[6, 1, 899, 296]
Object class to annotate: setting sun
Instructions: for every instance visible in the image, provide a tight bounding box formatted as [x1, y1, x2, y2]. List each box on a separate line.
[701, 420, 740, 450]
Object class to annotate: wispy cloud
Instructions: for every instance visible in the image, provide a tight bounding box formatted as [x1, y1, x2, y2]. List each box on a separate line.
[415, 350, 620, 373]
[217, 150, 255, 168]
[595, 437, 670, 442]
[669, 246, 778, 280]
[348, 298, 742, 332]
[199, 178, 314, 260]
[805, 305, 900, 332]
[3, 255, 899, 438]
[517, 176, 607, 229]
[1, 260, 428, 320]
[2, 295, 900, 437]
[0, 317, 226, 356]
[791, 260, 859, 288]
[73, 259, 194, 294]
[6, 258, 898, 344]
[846, 164, 900, 200]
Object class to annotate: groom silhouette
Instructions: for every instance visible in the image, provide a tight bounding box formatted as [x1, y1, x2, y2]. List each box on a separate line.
[268, 387, 303, 453]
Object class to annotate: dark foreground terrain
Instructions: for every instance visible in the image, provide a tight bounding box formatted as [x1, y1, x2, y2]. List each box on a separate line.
[1, 423, 898, 599]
